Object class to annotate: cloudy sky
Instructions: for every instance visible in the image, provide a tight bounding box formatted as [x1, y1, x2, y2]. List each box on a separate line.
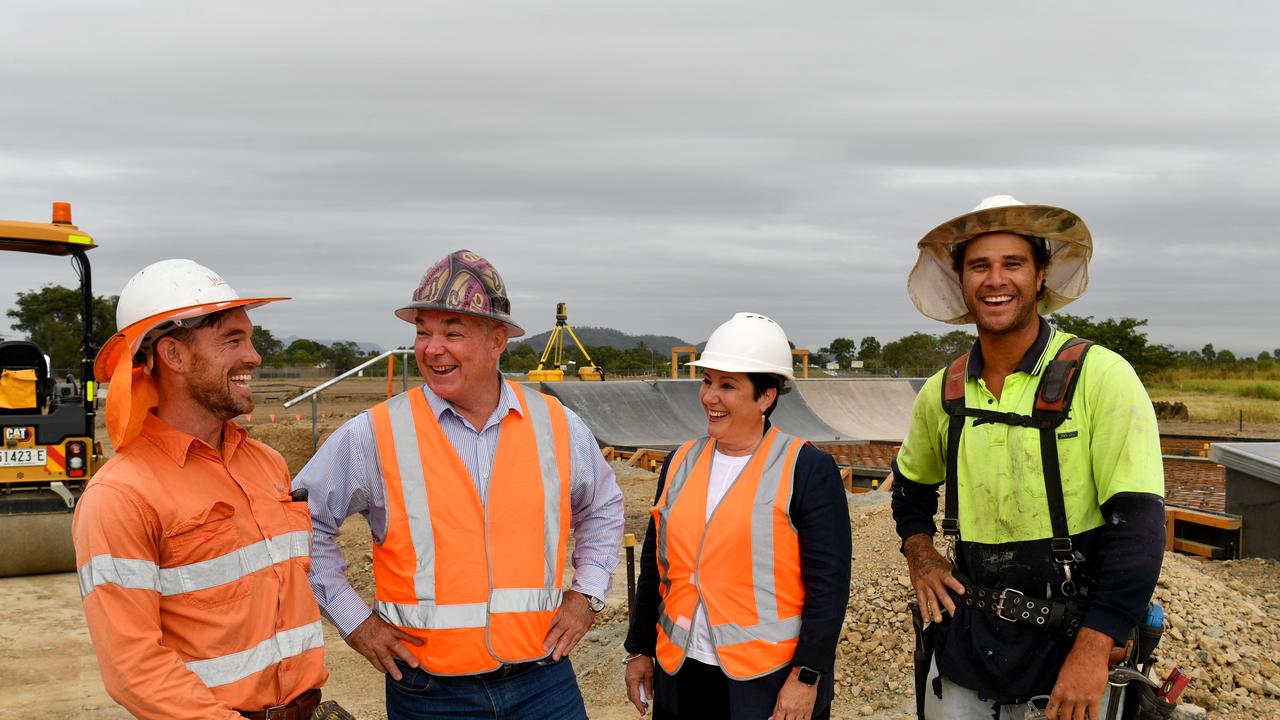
[2, 2, 1277, 356]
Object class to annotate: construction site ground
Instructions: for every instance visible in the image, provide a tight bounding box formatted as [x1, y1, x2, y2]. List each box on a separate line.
[4, 377, 1280, 719]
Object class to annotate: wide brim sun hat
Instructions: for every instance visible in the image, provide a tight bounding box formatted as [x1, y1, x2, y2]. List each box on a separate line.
[394, 249, 525, 337]
[908, 195, 1093, 324]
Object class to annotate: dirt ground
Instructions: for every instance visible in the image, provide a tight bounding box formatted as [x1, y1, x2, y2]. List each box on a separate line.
[5, 377, 1278, 718]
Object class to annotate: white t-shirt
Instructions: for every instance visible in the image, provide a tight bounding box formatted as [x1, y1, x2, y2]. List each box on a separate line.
[685, 449, 752, 666]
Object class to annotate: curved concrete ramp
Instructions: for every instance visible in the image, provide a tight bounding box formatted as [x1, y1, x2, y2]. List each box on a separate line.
[541, 379, 856, 450]
[539, 381, 702, 449]
[652, 380, 849, 445]
[796, 379, 919, 442]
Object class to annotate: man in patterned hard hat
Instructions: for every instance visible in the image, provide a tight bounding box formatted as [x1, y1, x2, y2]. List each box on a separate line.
[296, 249, 624, 720]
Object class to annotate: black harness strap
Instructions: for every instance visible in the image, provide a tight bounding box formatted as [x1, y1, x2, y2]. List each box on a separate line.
[939, 337, 1094, 594]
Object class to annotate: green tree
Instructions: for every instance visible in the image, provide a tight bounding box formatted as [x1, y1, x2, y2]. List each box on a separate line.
[6, 285, 118, 371]
[821, 337, 858, 369]
[937, 330, 976, 359]
[501, 342, 538, 373]
[327, 341, 364, 373]
[880, 332, 947, 373]
[1215, 349, 1237, 365]
[858, 336, 881, 361]
[1200, 344, 1216, 365]
[285, 338, 327, 366]
[252, 326, 285, 366]
[1050, 314, 1175, 377]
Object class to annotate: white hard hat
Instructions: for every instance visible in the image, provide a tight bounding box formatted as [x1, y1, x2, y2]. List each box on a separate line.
[688, 312, 795, 381]
[908, 195, 1093, 324]
[94, 259, 288, 382]
[94, 259, 288, 452]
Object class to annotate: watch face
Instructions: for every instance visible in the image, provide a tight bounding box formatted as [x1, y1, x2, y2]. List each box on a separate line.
[587, 595, 605, 612]
[797, 667, 820, 686]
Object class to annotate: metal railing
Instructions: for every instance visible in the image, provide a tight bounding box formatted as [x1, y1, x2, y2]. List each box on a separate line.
[283, 349, 416, 451]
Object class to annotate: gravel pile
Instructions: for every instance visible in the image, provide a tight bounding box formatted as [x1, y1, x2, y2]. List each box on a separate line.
[834, 496, 1280, 719]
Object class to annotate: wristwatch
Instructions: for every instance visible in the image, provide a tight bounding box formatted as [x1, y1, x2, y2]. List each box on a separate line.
[795, 666, 822, 686]
[584, 594, 605, 613]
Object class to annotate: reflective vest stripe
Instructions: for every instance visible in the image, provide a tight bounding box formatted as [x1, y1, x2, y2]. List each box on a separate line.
[375, 600, 487, 629]
[746, 434, 798, 629]
[384, 391, 437, 602]
[710, 615, 802, 645]
[376, 587, 564, 629]
[184, 620, 324, 688]
[77, 531, 311, 599]
[519, 387, 564, 591]
[654, 437, 709, 598]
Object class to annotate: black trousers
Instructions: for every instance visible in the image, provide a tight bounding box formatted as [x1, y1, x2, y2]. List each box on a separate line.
[653, 659, 832, 720]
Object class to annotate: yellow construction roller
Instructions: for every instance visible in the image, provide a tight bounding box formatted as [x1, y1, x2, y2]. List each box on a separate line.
[0, 492, 77, 577]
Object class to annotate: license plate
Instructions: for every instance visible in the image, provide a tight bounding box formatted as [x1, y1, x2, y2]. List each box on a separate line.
[0, 448, 46, 467]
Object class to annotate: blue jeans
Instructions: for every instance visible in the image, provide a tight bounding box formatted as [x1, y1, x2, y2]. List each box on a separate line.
[386, 659, 587, 720]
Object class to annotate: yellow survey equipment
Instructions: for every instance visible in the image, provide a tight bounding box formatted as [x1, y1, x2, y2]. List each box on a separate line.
[0, 202, 104, 576]
[529, 303, 605, 382]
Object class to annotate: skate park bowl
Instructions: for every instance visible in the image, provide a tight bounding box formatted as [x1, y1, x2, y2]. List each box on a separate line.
[536, 378, 920, 450]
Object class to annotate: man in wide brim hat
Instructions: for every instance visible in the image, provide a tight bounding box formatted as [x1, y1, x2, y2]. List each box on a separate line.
[891, 196, 1166, 720]
[908, 194, 1093, 324]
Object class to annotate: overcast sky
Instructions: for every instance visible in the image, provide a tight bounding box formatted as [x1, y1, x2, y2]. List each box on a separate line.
[2, 2, 1277, 357]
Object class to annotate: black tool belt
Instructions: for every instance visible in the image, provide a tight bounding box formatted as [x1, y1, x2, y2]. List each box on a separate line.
[953, 584, 1087, 637]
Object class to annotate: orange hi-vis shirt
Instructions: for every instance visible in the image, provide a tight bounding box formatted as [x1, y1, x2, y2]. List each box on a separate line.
[653, 427, 807, 680]
[369, 381, 572, 675]
[72, 413, 326, 720]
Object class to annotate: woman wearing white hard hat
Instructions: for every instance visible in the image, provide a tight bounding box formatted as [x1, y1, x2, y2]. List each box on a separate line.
[624, 313, 851, 720]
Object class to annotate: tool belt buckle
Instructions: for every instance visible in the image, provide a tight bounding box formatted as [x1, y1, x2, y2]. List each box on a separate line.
[262, 702, 290, 720]
[993, 588, 1023, 622]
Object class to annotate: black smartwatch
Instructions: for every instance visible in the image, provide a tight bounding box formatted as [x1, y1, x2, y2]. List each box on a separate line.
[795, 666, 821, 686]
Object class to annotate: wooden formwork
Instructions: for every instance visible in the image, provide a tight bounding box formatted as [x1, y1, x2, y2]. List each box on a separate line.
[1165, 506, 1242, 559]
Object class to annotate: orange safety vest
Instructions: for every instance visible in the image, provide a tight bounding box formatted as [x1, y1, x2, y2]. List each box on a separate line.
[653, 427, 807, 680]
[368, 381, 572, 675]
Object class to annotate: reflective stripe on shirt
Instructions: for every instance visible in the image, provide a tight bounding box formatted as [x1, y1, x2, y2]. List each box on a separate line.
[77, 530, 311, 598]
[184, 620, 324, 688]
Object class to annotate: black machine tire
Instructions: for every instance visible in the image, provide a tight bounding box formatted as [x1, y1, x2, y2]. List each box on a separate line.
[0, 488, 80, 577]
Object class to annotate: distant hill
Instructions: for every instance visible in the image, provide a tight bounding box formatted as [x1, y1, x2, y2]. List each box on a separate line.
[281, 336, 383, 354]
[513, 326, 691, 355]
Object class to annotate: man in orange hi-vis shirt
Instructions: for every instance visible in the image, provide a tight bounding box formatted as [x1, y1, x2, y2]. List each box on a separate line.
[73, 259, 327, 720]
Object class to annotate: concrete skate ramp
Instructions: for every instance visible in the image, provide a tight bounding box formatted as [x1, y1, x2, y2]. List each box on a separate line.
[539, 380, 703, 449]
[542, 379, 852, 449]
[797, 379, 920, 442]
[653, 380, 848, 444]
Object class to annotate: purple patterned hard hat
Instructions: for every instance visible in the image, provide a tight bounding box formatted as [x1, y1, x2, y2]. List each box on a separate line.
[394, 249, 525, 337]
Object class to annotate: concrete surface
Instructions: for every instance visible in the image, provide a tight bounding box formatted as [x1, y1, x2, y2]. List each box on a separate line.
[797, 379, 920, 442]
[540, 378, 918, 449]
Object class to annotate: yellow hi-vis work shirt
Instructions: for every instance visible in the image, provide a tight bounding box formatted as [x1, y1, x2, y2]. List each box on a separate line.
[896, 327, 1164, 546]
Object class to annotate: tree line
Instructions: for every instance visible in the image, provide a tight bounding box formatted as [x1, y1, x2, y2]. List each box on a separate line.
[815, 315, 1280, 379]
[6, 285, 1277, 380]
[5, 285, 379, 375]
